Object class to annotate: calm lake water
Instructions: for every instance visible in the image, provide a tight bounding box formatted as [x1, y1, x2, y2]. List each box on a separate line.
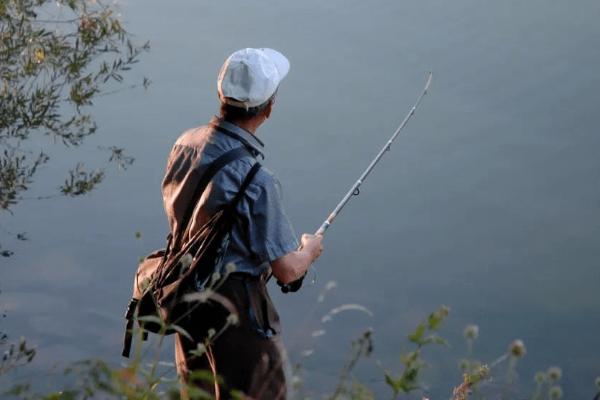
[2, 0, 599, 397]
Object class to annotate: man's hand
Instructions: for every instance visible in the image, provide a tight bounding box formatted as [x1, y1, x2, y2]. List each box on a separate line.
[300, 233, 324, 263]
[271, 233, 324, 285]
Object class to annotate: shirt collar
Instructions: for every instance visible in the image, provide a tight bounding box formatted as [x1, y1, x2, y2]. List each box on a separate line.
[209, 116, 265, 158]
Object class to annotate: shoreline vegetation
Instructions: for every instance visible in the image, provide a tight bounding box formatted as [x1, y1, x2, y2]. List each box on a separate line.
[2, 290, 600, 399]
[1, 0, 148, 256]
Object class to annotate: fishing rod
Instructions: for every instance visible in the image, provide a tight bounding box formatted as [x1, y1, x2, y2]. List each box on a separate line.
[279, 72, 433, 293]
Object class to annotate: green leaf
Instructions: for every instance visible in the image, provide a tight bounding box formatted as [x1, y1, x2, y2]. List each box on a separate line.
[188, 369, 222, 385]
[422, 334, 449, 347]
[408, 323, 426, 344]
[384, 371, 401, 395]
[427, 305, 450, 330]
[400, 350, 419, 366]
[6, 384, 31, 396]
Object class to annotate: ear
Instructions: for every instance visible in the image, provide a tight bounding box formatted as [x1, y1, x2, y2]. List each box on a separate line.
[264, 99, 274, 119]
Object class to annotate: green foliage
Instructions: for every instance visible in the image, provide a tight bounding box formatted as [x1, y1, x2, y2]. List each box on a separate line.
[4, 358, 180, 400]
[2, 302, 600, 399]
[463, 364, 490, 386]
[407, 306, 449, 347]
[0, 0, 148, 252]
[1, 326, 221, 399]
[60, 162, 104, 196]
[531, 366, 564, 400]
[457, 323, 568, 400]
[452, 365, 490, 400]
[458, 322, 489, 397]
[0, 0, 148, 206]
[0, 335, 36, 375]
[384, 305, 450, 398]
[347, 381, 375, 400]
[0, 149, 48, 209]
[328, 329, 374, 400]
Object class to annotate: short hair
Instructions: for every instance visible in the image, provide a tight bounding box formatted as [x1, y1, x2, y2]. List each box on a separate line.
[219, 93, 275, 122]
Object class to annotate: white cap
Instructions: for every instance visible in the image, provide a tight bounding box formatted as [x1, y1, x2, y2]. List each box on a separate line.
[217, 48, 290, 109]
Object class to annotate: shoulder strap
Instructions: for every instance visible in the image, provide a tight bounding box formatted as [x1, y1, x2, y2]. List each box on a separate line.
[229, 162, 262, 210]
[211, 124, 264, 160]
[173, 146, 252, 250]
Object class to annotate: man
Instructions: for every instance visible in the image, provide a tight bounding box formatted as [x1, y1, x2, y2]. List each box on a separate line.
[161, 48, 323, 399]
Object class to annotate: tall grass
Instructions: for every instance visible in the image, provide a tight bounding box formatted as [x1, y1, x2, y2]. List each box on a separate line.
[1, 280, 599, 399]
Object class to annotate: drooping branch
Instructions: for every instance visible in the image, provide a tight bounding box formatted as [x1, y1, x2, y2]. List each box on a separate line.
[0, 0, 150, 214]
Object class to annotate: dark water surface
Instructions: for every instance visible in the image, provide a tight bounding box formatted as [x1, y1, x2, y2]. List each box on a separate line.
[2, 0, 600, 397]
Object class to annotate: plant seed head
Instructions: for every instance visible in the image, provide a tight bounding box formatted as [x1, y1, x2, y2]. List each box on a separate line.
[547, 366, 562, 382]
[548, 385, 563, 399]
[509, 339, 526, 358]
[439, 305, 450, 318]
[534, 371, 546, 384]
[478, 365, 490, 379]
[464, 324, 479, 340]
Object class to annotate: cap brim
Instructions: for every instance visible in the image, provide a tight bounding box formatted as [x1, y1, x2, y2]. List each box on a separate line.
[261, 48, 290, 81]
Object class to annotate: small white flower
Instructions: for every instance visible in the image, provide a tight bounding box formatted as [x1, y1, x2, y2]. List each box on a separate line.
[180, 253, 193, 269]
[226, 314, 239, 326]
[225, 263, 237, 274]
[207, 328, 216, 339]
[291, 375, 303, 386]
[191, 343, 206, 357]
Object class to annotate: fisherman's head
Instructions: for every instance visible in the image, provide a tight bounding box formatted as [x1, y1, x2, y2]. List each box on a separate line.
[217, 48, 289, 126]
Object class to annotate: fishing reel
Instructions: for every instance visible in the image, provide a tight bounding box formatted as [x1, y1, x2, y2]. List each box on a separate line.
[277, 273, 306, 293]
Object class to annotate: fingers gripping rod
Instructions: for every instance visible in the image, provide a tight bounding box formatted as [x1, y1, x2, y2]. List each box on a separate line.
[315, 72, 433, 236]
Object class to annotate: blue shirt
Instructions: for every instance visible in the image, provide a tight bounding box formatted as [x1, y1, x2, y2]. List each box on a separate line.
[161, 117, 299, 276]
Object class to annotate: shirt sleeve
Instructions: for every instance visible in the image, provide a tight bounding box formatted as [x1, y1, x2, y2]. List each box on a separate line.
[243, 171, 300, 264]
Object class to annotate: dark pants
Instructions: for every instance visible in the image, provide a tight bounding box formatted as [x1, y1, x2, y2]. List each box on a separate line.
[175, 275, 286, 399]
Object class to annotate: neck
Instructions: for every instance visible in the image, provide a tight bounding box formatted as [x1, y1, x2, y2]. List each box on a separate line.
[228, 117, 263, 135]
